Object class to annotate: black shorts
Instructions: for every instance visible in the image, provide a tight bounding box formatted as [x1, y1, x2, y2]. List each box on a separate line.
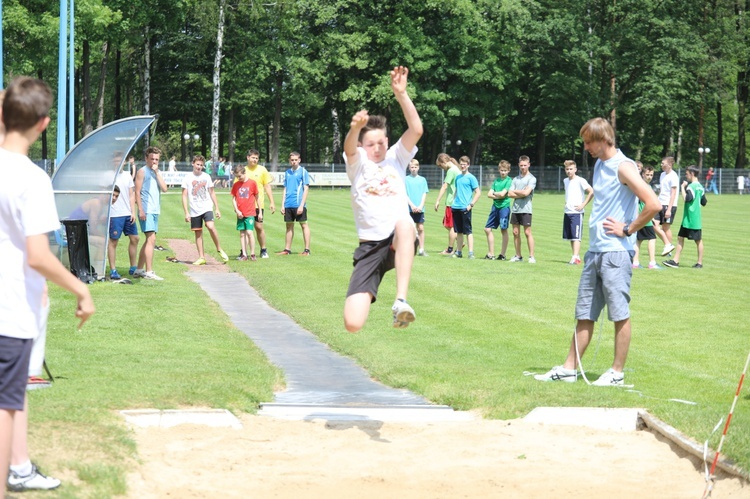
[511, 213, 532, 226]
[191, 211, 215, 230]
[451, 207, 473, 235]
[678, 226, 702, 241]
[657, 205, 677, 225]
[284, 206, 308, 223]
[409, 211, 425, 224]
[0, 336, 33, 411]
[637, 225, 656, 241]
[346, 232, 417, 302]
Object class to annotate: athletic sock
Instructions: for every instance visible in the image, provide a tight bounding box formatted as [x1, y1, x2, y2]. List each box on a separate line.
[10, 460, 33, 476]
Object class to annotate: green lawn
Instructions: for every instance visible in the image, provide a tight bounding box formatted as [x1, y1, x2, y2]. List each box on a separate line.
[35, 187, 749, 496]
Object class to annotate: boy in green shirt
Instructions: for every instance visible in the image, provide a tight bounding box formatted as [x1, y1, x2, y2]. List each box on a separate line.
[632, 165, 660, 269]
[663, 165, 707, 269]
[483, 160, 512, 260]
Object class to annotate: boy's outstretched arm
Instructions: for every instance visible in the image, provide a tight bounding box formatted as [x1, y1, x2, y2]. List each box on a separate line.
[391, 66, 423, 151]
[344, 110, 369, 165]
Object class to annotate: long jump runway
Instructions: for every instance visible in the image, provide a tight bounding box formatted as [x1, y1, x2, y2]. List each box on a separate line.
[187, 272, 472, 422]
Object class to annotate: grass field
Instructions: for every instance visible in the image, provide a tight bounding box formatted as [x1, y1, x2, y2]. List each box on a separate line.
[35, 186, 749, 497]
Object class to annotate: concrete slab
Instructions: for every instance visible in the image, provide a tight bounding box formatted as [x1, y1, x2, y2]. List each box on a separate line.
[524, 407, 643, 432]
[258, 403, 475, 422]
[120, 409, 242, 429]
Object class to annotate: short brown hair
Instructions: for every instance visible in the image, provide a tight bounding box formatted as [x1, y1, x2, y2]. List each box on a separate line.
[358, 115, 387, 142]
[145, 146, 161, 157]
[519, 155, 530, 164]
[579, 118, 615, 147]
[247, 149, 260, 157]
[233, 164, 246, 175]
[192, 155, 206, 164]
[459, 156, 470, 164]
[564, 160, 576, 168]
[662, 156, 675, 167]
[498, 160, 511, 170]
[2, 77, 53, 132]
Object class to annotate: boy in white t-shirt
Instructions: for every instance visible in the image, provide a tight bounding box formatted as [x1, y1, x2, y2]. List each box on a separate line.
[0, 77, 95, 493]
[108, 152, 140, 279]
[181, 155, 229, 265]
[655, 156, 679, 255]
[343, 66, 423, 333]
[562, 160, 594, 264]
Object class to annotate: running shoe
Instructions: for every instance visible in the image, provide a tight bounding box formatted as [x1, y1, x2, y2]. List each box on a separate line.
[591, 368, 625, 386]
[534, 365, 578, 383]
[7, 463, 61, 492]
[661, 243, 675, 256]
[192, 257, 206, 266]
[218, 249, 229, 263]
[392, 300, 416, 328]
[110, 269, 122, 280]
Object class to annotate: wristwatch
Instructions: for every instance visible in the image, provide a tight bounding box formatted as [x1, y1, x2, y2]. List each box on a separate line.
[622, 223, 631, 237]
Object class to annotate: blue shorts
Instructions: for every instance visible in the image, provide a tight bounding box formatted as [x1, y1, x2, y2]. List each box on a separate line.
[139, 213, 159, 233]
[109, 216, 138, 240]
[575, 251, 633, 322]
[0, 336, 33, 411]
[562, 213, 583, 241]
[409, 211, 425, 224]
[485, 206, 510, 230]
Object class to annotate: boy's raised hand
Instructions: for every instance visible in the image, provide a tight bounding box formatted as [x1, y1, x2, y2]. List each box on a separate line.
[390, 66, 409, 94]
[350, 110, 369, 131]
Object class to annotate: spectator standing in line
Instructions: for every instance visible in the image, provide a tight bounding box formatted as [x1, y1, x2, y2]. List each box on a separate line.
[562, 160, 594, 265]
[405, 158, 429, 256]
[508, 155, 537, 263]
[277, 151, 311, 255]
[483, 160, 512, 260]
[433, 153, 461, 255]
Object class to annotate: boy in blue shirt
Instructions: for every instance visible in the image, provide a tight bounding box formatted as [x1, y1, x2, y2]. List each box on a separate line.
[405, 159, 429, 256]
[451, 156, 481, 259]
[278, 152, 311, 255]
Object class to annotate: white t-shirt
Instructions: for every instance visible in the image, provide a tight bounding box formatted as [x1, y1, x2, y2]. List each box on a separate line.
[181, 171, 215, 217]
[563, 175, 592, 214]
[345, 139, 417, 241]
[0, 148, 60, 339]
[658, 170, 680, 206]
[110, 170, 135, 218]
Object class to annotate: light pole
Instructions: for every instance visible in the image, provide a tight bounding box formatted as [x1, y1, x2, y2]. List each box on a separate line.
[698, 146, 710, 169]
[184, 133, 200, 161]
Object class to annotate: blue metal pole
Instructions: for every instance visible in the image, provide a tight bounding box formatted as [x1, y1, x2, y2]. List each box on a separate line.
[68, 0, 74, 149]
[56, 0, 68, 163]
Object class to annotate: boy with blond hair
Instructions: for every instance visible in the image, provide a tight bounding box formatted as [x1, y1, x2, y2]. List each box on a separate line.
[231, 164, 259, 261]
[405, 158, 429, 256]
[343, 66, 423, 332]
[181, 155, 229, 265]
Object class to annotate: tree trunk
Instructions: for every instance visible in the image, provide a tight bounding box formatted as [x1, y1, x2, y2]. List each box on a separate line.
[228, 105, 236, 164]
[331, 108, 341, 164]
[181, 113, 187, 161]
[95, 41, 110, 129]
[211, 0, 226, 165]
[82, 40, 93, 135]
[114, 49, 121, 120]
[143, 26, 150, 115]
[737, 69, 748, 169]
[676, 126, 683, 166]
[271, 70, 282, 170]
[717, 100, 723, 168]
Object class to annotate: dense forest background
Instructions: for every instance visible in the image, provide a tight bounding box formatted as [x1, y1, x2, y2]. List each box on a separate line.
[4, 0, 749, 170]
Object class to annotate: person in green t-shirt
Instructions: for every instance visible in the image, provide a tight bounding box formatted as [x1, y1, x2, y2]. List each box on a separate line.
[483, 160, 512, 260]
[433, 153, 461, 255]
[663, 165, 707, 269]
[632, 165, 661, 269]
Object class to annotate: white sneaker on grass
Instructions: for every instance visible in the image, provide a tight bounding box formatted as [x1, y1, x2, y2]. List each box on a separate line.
[534, 365, 577, 383]
[132, 269, 146, 278]
[7, 463, 61, 492]
[509, 255, 523, 262]
[528, 256, 536, 264]
[661, 243, 675, 256]
[392, 300, 416, 328]
[143, 271, 164, 281]
[591, 368, 624, 386]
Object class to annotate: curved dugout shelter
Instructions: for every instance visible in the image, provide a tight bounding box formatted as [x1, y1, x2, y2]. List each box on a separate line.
[51, 115, 157, 278]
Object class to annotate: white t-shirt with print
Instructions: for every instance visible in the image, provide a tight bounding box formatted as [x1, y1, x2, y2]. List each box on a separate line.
[345, 139, 417, 241]
[181, 171, 215, 217]
[0, 148, 60, 339]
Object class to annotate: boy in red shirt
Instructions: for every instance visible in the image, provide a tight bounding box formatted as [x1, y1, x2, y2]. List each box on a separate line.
[230, 164, 259, 261]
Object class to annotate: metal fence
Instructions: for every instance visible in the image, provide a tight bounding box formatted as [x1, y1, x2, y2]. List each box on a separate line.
[37, 158, 750, 194]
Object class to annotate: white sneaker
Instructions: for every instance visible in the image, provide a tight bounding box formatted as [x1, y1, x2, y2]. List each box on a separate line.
[591, 368, 625, 386]
[143, 271, 164, 281]
[534, 365, 577, 383]
[7, 464, 61, 492]
[392, 300, 416, 328]
[509, 255, 523, 262]
[132, 269, 146, 278]
[661, 243, 675, 256]
[528, 256, 536, 264]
